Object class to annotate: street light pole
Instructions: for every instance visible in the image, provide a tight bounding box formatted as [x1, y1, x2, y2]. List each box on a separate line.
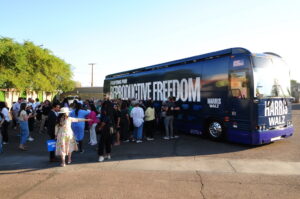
[88, 63, 96, 87]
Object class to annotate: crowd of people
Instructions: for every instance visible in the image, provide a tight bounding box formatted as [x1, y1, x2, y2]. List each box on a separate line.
[0, 96, 180, 167]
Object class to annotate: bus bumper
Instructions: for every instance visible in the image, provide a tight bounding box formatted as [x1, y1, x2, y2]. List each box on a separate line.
[227, 126, 294, 145]
[252, 126, 294, 145]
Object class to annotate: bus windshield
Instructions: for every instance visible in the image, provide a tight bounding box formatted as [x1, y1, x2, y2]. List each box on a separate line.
[253, 55, 291, 98]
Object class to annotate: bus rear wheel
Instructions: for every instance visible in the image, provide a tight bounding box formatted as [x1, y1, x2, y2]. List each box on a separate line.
[207, 120, 225, 140]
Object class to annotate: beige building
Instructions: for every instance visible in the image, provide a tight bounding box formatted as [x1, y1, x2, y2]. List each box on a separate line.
[59, 87, 104, 101]
[0, 89, 54, 108]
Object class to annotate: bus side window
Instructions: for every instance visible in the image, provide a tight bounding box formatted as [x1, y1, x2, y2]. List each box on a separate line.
[230, 71, 249, 99]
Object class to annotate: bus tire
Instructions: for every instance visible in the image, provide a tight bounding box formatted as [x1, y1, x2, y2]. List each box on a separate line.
[206, 120, 225, 141]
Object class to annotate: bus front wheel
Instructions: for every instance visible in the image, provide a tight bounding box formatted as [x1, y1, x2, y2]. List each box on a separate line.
[207, 120, 225, 140]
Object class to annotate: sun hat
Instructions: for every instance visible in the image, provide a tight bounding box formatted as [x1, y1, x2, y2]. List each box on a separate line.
[58, 107, 71, 114]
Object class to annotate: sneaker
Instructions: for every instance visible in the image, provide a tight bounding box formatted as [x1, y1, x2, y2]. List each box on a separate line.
[2, 142, 8, 145]
[146, 137, 154, 141]
[106, 155, 111, 160]
[170, 135, 179, 139]
[28, 137, 34, 141]
[123, 140, 130, 143]
[79, 150, 85, 154]
[163, 136, 170, 140]
[98, 156, 104, 162]
[136, 140, 143, 143]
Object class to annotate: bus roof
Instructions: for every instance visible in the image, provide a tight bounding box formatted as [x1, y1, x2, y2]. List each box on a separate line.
[105, 47, 251, 79]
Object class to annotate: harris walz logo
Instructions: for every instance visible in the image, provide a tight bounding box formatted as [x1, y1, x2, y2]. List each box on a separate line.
[264, 100, 288, 126]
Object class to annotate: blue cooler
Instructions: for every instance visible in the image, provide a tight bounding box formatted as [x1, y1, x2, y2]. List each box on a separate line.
[47, 139, 56, 152]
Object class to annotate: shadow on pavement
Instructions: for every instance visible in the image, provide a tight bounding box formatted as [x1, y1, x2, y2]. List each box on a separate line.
[0, 117, 274, 173]
[0, 130, 255, 173]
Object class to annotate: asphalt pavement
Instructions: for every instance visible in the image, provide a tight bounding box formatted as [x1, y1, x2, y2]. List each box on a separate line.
[0, 105, 300, 199]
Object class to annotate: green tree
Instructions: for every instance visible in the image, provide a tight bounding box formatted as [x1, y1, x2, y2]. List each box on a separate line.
[0, 37, 74, 92]
[0, 37, 28, 89]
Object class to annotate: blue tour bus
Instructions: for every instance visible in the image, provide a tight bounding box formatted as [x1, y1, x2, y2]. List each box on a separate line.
[103, 48, 294, 145]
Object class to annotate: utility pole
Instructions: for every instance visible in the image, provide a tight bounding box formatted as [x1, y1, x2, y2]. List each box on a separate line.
[88, 63, 96, 87]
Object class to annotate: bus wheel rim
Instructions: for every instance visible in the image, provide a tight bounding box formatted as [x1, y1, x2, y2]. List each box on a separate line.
[209, 122, 222, 138]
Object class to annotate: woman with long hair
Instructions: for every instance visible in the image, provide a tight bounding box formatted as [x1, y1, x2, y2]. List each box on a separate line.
[55, 107, 91, 167]
[120, 101, 130, 142]
[113, 104, 121, 145]
[18, 103, 31, 150]
[97, 100, 114, 162]
[87, 103, 99, 146]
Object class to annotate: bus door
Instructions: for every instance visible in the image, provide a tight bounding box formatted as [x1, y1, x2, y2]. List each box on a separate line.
[228, 69, 252, 142]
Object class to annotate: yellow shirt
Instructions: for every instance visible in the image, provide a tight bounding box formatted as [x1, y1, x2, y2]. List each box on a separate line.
[145, 107, 155, 121]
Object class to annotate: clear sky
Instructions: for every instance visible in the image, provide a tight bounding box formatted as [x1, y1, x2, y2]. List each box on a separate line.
[1, 0, 300, 86]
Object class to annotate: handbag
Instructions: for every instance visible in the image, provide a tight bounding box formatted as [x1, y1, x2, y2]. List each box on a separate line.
[46, 139, 56, 152]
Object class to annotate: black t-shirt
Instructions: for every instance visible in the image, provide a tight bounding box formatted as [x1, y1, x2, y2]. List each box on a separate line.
[166, 101, 175, 116]
[120, 109, 128, 120]
[42, 105, 51, 116]
[113, 109, 121, 125]
[100, 113, 114, 135]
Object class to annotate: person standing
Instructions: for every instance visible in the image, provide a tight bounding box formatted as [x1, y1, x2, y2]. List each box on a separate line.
[130, 101, 144, 143]
[163, 96, 180, 140]
[18, 103, 31, 150]
[39, 100, 51, 134]
[12, 97, 23, 130]
[26, 103, 35, 142]
[144, 100, 155, 141]
[70, 102, 90, 153]
[97, 101, 114, 162]
[32, 98, 40, 111]
[55, 107, 91, 167]
[87, 104, 99, 146]
[0, 111, 4, 153]
[120, 101, 130, 142]
[113, 104, 121, 145]
[0, 102, 11, 144]
[47, 103, 60, 162]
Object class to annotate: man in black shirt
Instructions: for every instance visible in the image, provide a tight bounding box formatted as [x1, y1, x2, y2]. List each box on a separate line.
[47, 103, 60, 162]
[163, 96, 180, 140]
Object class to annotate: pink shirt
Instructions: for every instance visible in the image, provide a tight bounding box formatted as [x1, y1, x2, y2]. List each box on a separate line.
[87, 111, 99, 126]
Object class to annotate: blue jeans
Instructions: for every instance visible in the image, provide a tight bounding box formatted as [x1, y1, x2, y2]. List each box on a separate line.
[133, 123, 143, 140]
[19, 121, 29, 145]
[164, 116, 174, 137]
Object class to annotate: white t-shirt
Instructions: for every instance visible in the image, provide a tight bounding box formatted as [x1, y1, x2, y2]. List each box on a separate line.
[18, 110, 27, 122]
[130, 107, 144, 127]
[1, 107, 10, 121]
[13, 102, 20, 114]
